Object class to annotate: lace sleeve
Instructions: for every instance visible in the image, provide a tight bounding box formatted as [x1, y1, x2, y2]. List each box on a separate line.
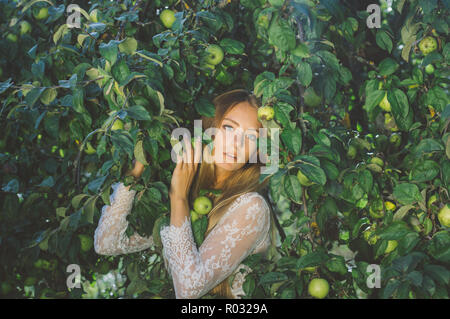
[160, 192, 270, 299]
[94, 182, 154, 256]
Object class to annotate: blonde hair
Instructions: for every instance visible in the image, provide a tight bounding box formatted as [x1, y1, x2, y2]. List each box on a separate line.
[188, 89, 276, 298]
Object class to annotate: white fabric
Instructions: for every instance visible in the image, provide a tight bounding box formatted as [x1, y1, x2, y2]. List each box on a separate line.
[94, 182, 271, 299]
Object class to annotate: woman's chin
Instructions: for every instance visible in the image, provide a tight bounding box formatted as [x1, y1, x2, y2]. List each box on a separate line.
[214, 160, 242, 171]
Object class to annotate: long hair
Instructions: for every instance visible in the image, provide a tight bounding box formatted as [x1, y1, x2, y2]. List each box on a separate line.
[188, 89, 276, 298]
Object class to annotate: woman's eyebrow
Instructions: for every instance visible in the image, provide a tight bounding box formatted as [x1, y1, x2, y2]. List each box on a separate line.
[224, 118, 240, 126]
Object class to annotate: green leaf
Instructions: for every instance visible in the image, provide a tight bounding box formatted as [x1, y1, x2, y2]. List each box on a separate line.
[316, 50, 340, 71]
[72, 194, 89, 210]
[38, 176, 55, 188]
[378, 221, 412, 240]
[376, 30, 393, 53]
[409, 160, 440, 182]
[25, 87, 46, 108]
[259, 272, 288, 285]
[72, 88, 85, 113]
[364, 90, 385, 115]
[192, 217, 208, 247]
[393, 205, 414, 221]
[110, 131, 135, 159]
[134, 140, 149, 166]
[2, 179, 19, 193]
[296, 251, 329, 269]
[423, 265, 450, 286]
[296, 61, 312, 87]
[219, 38, 245, 55]
[378, 58, 399, 76]
[325, 256, 348, 276]
[427, 231, 450, 263]
[388, 89, 413, 131]
[195, 97, 215, 117]
[111, 59, 131, 85]
[127, 105, 151, 121]
[82, 196, 98, 224]
[393, 183, 422, 205]
[118, 37, 138, 55]
[268, 15, 296, 51]
[243, 275, 256, 297]
[274, 102, 294, 128]
[280, 126, 302, 155]
[413, 138, 444, 156]
[99, 40, 119, 65]
[283, 174, 302, 203]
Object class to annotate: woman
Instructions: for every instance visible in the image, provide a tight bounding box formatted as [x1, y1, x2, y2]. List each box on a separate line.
[94, 89, 276, 299]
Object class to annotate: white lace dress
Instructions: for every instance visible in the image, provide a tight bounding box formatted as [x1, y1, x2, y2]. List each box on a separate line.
[94, 182, 271, 299]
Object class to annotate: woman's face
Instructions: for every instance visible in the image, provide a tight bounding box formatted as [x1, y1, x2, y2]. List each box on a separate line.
[212, 101, 262, 172]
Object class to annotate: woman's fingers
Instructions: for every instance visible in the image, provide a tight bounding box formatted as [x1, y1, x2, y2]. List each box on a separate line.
[194, 136, 202, 167]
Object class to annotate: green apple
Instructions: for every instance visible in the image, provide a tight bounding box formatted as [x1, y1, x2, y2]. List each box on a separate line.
[438, 204, 450, 227]
[78, 234, 93, 252]
[379, 92, 391, 112]
[370, 157, 384, 168]
[347, 145, 357, 159]
[20, 21, 32, 35]
[297, 170, 314, 187]
[160, 9, 176, 29]
[308, 278, 329, 299]
[425, 64, 435, 74]
[205, 45, 224, 65]
[257, 106, 275, 121]
[363, 228, 379, 245]
[384, 240, 398, 254]
[193, 196, 213, 215]
[190, 209, 200, 222]
[389, 133, 401, 148]
[34, 7, 49, 20]
[40, 88, 57, 105]
[6, 33, 18, 42]
[111, 119, 124, 130]
[419, 36, 437, 56]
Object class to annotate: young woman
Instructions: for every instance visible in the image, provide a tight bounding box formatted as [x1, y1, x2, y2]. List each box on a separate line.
[94, 89, 276, 299]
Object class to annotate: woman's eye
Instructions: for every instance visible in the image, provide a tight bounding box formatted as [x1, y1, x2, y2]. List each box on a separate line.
[247, 134, 257, 142]
[223, 125, 233, 131]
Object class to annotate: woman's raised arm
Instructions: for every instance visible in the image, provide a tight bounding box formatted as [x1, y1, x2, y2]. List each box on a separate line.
[94, 160, 153, 256]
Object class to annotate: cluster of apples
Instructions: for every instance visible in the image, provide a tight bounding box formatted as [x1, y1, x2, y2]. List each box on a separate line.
[159, 9, 225, 72]
[190, 196, 213, 222]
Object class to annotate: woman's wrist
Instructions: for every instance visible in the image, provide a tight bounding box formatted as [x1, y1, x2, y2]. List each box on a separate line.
[169, 195, 190, 227]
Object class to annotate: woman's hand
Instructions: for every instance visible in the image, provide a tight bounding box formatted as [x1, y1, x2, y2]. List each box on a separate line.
[126, 159, 145, 179]
[169, 136, 202, 201]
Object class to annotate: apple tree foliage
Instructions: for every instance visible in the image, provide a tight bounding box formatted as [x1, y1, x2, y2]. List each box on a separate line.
[0, 0, 449, 299]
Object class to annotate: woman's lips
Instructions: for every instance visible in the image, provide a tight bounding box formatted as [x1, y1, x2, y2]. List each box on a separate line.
[224, 152, 237, 160]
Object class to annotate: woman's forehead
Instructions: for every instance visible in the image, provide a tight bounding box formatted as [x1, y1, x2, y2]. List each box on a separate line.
[223, 102, 262, 130]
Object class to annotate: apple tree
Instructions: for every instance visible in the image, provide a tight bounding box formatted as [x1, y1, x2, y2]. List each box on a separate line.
[0, 0, 449, 299]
